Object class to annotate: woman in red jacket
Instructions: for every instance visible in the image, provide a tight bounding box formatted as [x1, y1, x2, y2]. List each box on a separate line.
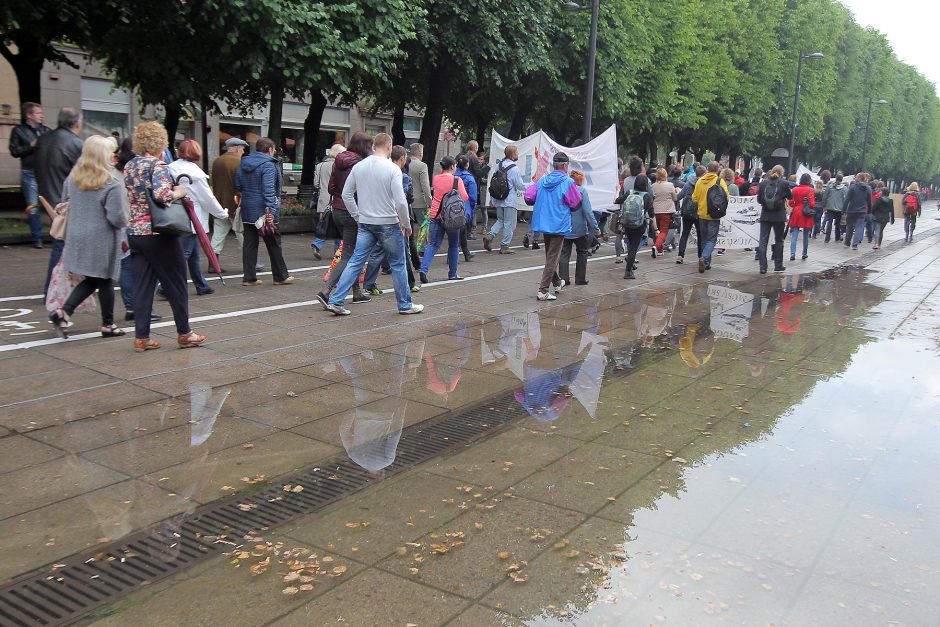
[788, 173, 816, 261]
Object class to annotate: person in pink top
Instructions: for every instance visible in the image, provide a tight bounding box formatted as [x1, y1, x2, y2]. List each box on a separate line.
[788, 173, 816, 261]
[419, 156, 468, 282]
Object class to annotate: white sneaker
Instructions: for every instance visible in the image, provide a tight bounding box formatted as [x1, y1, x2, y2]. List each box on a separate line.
[399, 304, 425, 315]
[326, 303, 351, 316]
[553, 280, 566, 294]
[536, 291, 557, 301]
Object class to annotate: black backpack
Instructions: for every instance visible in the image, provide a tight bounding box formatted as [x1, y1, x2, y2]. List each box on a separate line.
[679, 192, 697, 218]
[706, 179, 728, 219]
[438, 176, 466, 230]
[763, 179, 780, 210]
[488, 161, 516, 200]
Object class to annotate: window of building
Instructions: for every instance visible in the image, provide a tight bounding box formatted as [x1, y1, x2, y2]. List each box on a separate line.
[366, 124, 386, 137]
[81, 78, 130, 140]
[219, 122, 262, 154]
[403, 117, 422, 133]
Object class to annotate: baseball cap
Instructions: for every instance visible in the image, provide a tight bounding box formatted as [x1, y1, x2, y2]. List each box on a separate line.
[552, 152, 570, 164]
[224, 137, 249, 148]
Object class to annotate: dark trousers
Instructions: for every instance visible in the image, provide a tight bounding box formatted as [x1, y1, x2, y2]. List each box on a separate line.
[242, 223, 289, 282]
[757, 221, 786, 270]
[559, 235, 590, 284]
[325, 208, 359, 292]
[129, 234, 191, 339]
[459, 225, 472, 260]
[408, 230, 421, 269]
[538, 234, 565, 292]
[824, 211, 843, 241]
[677, 216, 702, 259]
[623, 226, 645, 272]
[63, 276, 115, 327]
[120, 256, 134, 311]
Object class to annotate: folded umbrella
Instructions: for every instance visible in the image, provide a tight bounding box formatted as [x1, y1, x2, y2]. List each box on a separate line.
[176, 174, 225, 285]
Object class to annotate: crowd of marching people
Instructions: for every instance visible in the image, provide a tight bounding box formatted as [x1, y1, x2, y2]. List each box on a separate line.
[8, 100, 934, 350]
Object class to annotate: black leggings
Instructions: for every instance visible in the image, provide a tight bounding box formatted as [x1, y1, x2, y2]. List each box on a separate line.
[63, 276, 114, 327]
[678, 215, 702, 259]
[623, 226, 645, 271]
[129, 234, 191, 339]
[325, 208, 359, 292]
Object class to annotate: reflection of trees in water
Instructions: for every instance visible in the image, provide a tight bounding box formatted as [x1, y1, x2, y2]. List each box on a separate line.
[505, 266, 886, 622]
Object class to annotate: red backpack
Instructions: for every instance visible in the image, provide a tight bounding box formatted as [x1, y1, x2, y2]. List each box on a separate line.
[747, 183, 760, 196]
[904, 193, 919, 214]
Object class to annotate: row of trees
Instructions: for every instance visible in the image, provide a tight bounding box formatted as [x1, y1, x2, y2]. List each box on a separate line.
[3, 0, 939, 183]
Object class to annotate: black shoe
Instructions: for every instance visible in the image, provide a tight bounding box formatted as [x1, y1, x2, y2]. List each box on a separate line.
[125, 311, 134, 321]
[448, 276, 465, 280]
[531, 241, 540, 250]
[523, 234, 530, 249]
[465, 252, 475, 261]
[467, 234, 477, 240]
[575, 280, 589, 285]
[790, 254, 796, 261]
[419, 271, 429, 284]
[624, 271, 636, 280]
[316, 291, 330, 310]
[33, 241, 43, 249]
[196, 287, 215, 295]
[311, 245, 322, 260]
[352, 293, 372, 304]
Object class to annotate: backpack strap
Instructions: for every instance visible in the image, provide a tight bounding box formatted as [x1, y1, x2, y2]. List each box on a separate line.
[452, 175, 459, 191]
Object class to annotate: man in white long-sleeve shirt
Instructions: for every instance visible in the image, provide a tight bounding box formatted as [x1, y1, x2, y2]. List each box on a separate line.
[323, 133, 423, 316]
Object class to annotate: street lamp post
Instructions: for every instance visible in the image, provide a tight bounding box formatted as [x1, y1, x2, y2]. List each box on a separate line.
[861, 98, 888, 172]
[787, 51, 824, 177]
[564, 0, 600, 144]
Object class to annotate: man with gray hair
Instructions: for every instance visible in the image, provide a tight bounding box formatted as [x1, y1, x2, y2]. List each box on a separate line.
[35, 107, 83, 292]
[483, 144, 527, 254]
[407, 143, 432, 232]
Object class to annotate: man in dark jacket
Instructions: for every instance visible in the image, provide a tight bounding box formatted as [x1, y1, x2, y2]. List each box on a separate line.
[35, 108, 83, 295]
[843, 173, 873, 250]
[8, 102, 50, 248]
[235, 137, 292, 286]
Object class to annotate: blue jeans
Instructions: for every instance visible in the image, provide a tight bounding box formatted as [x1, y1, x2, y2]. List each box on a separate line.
[181, 234, 210, 292]
[312, 237, 340, 252]
[790, 227, 810, 258]
[22, 169, 41, 242]
[420, 220, 460, 278]
[847, 214, 867, 247]
[488, 206, 517, 246]
[362, 241, 387, 289]
[120, 256, 134, 310]
[700, 219, 721, 266]
[329, 224, 412, 311]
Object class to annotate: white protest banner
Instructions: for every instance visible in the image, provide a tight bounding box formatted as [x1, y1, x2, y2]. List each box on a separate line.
[690, 195, 761, 249]
[708, 284, 754, 342]
[488, 126, 619, 213]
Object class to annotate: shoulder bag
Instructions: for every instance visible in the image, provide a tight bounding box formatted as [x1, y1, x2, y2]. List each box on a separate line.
[146, 161, 192, 236]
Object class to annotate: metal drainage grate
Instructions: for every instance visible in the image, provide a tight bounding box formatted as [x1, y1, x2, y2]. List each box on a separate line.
[0, 391, 525, 626]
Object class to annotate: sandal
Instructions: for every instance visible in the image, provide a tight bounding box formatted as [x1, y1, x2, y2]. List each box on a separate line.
[134, 338, 161, 352]
[49, 308, 70, 339]
[178, 331, 207, 348]
[101, 324, 126, 337]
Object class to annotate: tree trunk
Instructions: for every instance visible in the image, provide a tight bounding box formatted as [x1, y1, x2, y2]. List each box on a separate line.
[0, 41, 44, 105]
[300, 90, 328, 185]
[419, 63, 451, 172]
[391, 102, 406, 146]
[693, 149, 705, 164]
[647, 136, 658, 164]
[475, 118, 487, 149]
[509, 98, 532, 139]
[163, 102, 182, 158]
[267, 81, 285, 148]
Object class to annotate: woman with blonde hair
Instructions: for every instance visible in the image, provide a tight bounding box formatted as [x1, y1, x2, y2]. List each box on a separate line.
[124, 121, 206, 352]
[48, 135, 129, 338]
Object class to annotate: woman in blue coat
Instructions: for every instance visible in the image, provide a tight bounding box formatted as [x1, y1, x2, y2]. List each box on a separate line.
[559, 170, 601, 285]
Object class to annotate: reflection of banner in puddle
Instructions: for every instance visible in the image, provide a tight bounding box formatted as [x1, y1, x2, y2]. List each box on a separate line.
[708, 284, 754, 342]
[691, 195, 761, 249]
[570, 332, 609, 417]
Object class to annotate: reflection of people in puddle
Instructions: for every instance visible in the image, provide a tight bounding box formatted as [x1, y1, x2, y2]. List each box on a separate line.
[776, 274, 812, 335]
[424, 324, 472, 397]
[339, 341, 422, 478]
[678, 323, 714, 374]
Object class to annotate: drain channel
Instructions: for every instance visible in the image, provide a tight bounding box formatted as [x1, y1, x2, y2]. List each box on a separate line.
[0, 391, 524, 626]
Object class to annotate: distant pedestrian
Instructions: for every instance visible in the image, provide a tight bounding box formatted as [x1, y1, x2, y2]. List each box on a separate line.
[48, 136, 128, 339]
[169, 140, 229, 295]
[559, 170, 601, 286]
[455, 154, 477, 263]
[419, 156, 469, 283]
[408, 143, 432, 232]
[323, 133, 422, 316]
[676, 164, 704, 265]
[36, 107, 84, 294]
[8, 102, 49, 248]
[310, 144, 344, 259]
[821, 173, 847, 242]
[483, 144, 526, 254]
[691, 161, 729, 273]
[870, 181, 894, 249]
[614, 173, 654, 280]
[756, 165, 792, 274]
[844, 173, 873, 250]
[235, 137, 293, 286]
[651, 168, 677, 255]
[524, 152, 582, 299]
[210, 137, 248, 264]
[123, 121, 206, 352]
[788, 173, 816, 261]
[902, 182, 922, 242]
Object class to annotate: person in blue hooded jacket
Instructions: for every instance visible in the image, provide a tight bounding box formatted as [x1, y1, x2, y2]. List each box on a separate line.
[559, 169, 601, 286]
[455, 155, 478, 263]
[524, 152, 582, 301]
[235, 137, 291, 285]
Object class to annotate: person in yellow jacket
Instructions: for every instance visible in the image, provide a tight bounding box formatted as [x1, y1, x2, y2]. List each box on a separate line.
[691, 161, 729, 273]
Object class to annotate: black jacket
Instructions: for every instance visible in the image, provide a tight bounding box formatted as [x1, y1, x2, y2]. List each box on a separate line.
[844, 182, 872, 214]
[871, 194, 894, 223]
[34, 128, 84, 205]
[8, 123, 50, 170]
[758, 178, 792, 223]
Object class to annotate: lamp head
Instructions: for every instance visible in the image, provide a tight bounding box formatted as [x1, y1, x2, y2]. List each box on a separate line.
[876, 99, 888, 104]
[804, 52, 825, 60]
[563, 1, 584, 10]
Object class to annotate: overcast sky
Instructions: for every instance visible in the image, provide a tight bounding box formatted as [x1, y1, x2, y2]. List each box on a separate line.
[840, 0, 940, 95]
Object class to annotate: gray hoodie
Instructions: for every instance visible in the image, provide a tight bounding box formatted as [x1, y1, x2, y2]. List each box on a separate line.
[341, 155, 410, 227]
[822, 181, 848, 212]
